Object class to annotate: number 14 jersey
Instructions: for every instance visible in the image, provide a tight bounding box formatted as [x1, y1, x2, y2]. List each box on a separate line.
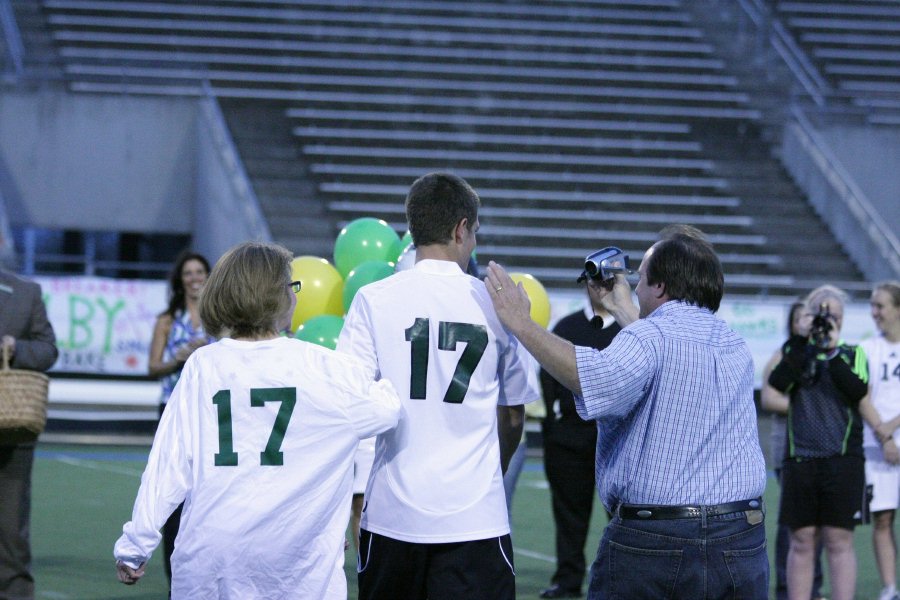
[861, 335, 900, 448]
[338, 259, 540, 543]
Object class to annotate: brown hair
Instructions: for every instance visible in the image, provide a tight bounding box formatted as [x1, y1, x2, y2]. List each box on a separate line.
[405, 172, 480, 247]
[874, 281, 900, 308]
[199, 242, 293, 339]
[645, 232, 724, 312]
[161, 250, 211, 318]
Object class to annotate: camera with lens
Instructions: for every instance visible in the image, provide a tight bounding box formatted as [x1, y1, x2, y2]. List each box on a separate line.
[576, 246, 632, 283]
[809, 302, 834, 350]
[800, 302, 834, 383]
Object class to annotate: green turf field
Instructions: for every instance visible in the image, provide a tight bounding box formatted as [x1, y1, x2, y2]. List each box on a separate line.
[30, 443, 890, 599]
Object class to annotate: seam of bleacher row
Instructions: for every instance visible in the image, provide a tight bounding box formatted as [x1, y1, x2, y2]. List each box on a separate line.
[56, 44, 729, 70]
[43, 0, 691, 21]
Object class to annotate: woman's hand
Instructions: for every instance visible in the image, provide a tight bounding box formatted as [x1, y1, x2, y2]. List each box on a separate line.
[876, 421, 896, 444]
[884, 439, 900, 465]
[116, 560, 145, 585]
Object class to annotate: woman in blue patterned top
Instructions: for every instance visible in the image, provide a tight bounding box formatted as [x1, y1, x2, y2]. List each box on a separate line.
[147, 250, 215, 594]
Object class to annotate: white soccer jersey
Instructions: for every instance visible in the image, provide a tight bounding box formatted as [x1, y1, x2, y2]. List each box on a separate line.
[862, 335, 900, 448]
[337, 259, 540, 543]
[114, 337, 401, 599]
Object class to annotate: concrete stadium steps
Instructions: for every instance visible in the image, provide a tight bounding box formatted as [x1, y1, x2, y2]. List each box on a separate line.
[683, 119, 866, 290]
[217, 99, 338, 258]
[774, 0, 900, 110]
[40, 0, 758, 117]
[678, 0, 800, 147]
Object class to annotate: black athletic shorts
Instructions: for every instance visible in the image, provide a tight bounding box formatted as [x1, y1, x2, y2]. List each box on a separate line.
[779, 455, 867, 530]
[357, 529, 515, 600]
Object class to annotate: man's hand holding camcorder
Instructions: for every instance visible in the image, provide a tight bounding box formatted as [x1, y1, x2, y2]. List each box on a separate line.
[596, 274, 639, 328]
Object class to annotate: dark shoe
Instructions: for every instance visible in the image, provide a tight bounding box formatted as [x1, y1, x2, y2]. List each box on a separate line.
[539, 584, 582, 598]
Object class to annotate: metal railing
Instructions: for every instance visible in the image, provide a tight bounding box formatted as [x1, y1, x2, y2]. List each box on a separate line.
[0, 0, 24, 80]
[784, 107, 900, 281]
[198, 83, 272, 244]
[736, 0, 829, 107]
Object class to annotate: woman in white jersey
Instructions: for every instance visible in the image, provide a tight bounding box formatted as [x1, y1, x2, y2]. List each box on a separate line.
[114, 241, 401, 599]
[861, 281, 900, 600]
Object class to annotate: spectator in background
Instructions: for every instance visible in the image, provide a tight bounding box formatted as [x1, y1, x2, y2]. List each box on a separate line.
[538, 278, 620, 599]
[761, 300, 827, 600]
[146, 250, 215, 591]
[114, 241, 401, 598]
[769, 285, 870, 600]
[0, 268, 58, 600]
[859, 281, 900, 600]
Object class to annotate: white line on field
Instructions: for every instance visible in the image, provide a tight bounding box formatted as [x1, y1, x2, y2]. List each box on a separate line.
[55, 455, 143, 477]
[523, 480, 549, 489]
[514, 547, 555, 563]
[38, 591, 72, 599]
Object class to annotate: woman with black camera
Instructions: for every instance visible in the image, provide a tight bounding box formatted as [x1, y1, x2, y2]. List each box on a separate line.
[768, 284, 871, 600]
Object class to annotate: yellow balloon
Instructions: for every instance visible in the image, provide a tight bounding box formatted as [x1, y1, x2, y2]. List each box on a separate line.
[290, 256, 344, 331]
[509, 272, 551, 328]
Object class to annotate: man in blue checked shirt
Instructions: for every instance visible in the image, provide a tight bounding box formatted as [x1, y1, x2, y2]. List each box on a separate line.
[486, 230, 768, 599]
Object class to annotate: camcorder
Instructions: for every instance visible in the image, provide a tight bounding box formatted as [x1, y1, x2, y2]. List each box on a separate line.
[802, 302, 834, 383]
[576, 246, 632, 284]
[809, 302, 834, 350]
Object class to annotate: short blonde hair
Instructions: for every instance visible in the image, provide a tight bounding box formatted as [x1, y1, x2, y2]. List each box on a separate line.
[200, 242, 293, 338]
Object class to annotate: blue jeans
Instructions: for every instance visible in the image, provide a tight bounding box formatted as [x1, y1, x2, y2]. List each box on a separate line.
[588, 508, 768, 599]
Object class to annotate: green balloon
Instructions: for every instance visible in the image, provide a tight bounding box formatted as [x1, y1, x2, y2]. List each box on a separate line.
[294, 315, 345, 350]
[343, 260, 396, 313]
[333, 217, 402, 278]
[399, 230, 413, 258]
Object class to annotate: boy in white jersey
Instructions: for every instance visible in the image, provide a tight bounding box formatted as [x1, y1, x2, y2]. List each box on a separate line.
[114, 242, 401, 599]
[860, 281, 900, 600]
[338, 172, 540, 600]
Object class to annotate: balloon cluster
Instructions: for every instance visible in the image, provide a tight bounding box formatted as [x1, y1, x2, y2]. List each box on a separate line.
[291, 217, 551, 349]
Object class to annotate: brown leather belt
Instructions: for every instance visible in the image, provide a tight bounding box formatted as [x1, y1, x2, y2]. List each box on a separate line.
[617, 497, 763, 520]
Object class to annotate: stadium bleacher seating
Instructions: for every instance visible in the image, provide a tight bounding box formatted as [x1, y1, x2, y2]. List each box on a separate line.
[5, 0, 885, 297]
[773, 0, 900, 117]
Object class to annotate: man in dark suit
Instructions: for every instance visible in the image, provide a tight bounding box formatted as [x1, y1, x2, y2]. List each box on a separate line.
[539, 281, 620, 599]
[0, 269, 58, 600]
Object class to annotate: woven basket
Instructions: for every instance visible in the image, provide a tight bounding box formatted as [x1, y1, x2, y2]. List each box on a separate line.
[0, 344, 50, 435]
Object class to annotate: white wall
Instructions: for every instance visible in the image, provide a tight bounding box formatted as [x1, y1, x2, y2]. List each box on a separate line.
[817, 124, 900, 231]
[0, 88, 196, 232]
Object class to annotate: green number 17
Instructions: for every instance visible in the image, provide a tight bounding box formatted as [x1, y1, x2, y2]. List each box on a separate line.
[212, 387, 297, 467]
[404, 318, 488, 404]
